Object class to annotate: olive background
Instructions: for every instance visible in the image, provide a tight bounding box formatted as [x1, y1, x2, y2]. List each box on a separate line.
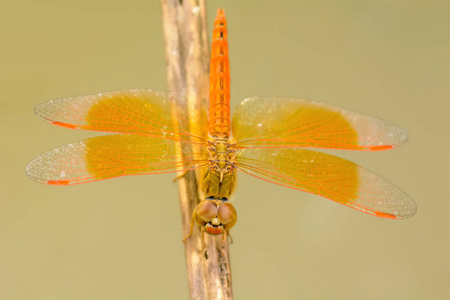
[1, 1, 448, 299]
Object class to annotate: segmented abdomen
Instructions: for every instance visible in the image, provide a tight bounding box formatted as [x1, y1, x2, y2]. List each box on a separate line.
[208, 8, 231, 138]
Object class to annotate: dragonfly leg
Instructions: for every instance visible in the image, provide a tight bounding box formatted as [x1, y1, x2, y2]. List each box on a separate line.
[227, 230, 233, 244]
[219, 231, 231, 257]
[221, 230, 233, 244]
[182, 213, 195, 242]
[173, 170, 189, 183]
[198, 229, 206, 253]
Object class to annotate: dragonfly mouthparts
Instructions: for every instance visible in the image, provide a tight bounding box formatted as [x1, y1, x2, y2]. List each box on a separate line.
[205, 222, 224, 235]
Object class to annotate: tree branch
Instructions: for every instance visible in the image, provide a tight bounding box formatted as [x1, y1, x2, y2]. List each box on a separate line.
[161, 1, 233, 299]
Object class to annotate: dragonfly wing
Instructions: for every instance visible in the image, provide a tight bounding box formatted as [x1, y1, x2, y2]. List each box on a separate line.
[34, 89, 206, 143]
[236, 148, 416, 219]
[232, 97, 408, 150]
[26, 134, 207, 185]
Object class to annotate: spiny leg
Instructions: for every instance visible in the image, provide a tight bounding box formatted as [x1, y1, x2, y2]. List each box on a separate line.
[173, 170, 189, 183]
[227, 230, 233, 244]
[182, 213, 195, 242]
[221, 229, 233, 244]
[198, 229, 206, 253]
[219, 230, 231, 257]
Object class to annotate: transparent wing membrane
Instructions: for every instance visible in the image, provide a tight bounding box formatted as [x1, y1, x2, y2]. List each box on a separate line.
[26, 134, 208, 185]
[232, 97, 408, 150]
[34, 89, 206, 143]
[236, 148, 416, 219]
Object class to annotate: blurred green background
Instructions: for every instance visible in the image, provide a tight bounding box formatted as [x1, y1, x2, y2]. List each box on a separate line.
[1, 0, 448, 299]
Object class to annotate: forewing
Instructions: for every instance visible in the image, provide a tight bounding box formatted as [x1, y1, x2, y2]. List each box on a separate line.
[34, 89, 206, 143]
[232, 97, 408, 150]
[26, 134, 208, 185]
[236, 148, 416, 219]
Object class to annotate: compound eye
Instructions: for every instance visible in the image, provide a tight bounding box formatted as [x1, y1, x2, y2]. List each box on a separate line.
[196, 201, 218, 223]
[217, 203, 237, 225]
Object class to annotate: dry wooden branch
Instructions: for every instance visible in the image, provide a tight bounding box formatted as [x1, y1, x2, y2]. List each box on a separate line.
[161, 1, 233, 299]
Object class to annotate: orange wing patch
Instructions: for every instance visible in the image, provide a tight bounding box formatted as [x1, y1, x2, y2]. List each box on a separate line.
[236, 147, 416, 219]
[34, 89, 207, 143]
[26, 135, 207, 185]
[232, 97, 408, 150]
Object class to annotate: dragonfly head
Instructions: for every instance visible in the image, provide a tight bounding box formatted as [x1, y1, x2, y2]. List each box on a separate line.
[193, 199, 237, 235]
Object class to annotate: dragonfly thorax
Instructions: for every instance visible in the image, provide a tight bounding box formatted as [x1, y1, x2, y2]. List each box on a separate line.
[201, 138, 238, 200]
[207, 138, 237, 175]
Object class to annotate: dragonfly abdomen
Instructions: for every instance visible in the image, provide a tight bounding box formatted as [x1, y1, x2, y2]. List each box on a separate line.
[209, 8, 231, 138]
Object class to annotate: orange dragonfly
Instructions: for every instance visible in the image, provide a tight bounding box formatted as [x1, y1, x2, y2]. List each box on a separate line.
[26, 9, 416, 239]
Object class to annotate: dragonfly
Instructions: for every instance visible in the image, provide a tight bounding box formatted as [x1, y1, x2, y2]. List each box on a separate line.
[26, 8, 416, 240]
